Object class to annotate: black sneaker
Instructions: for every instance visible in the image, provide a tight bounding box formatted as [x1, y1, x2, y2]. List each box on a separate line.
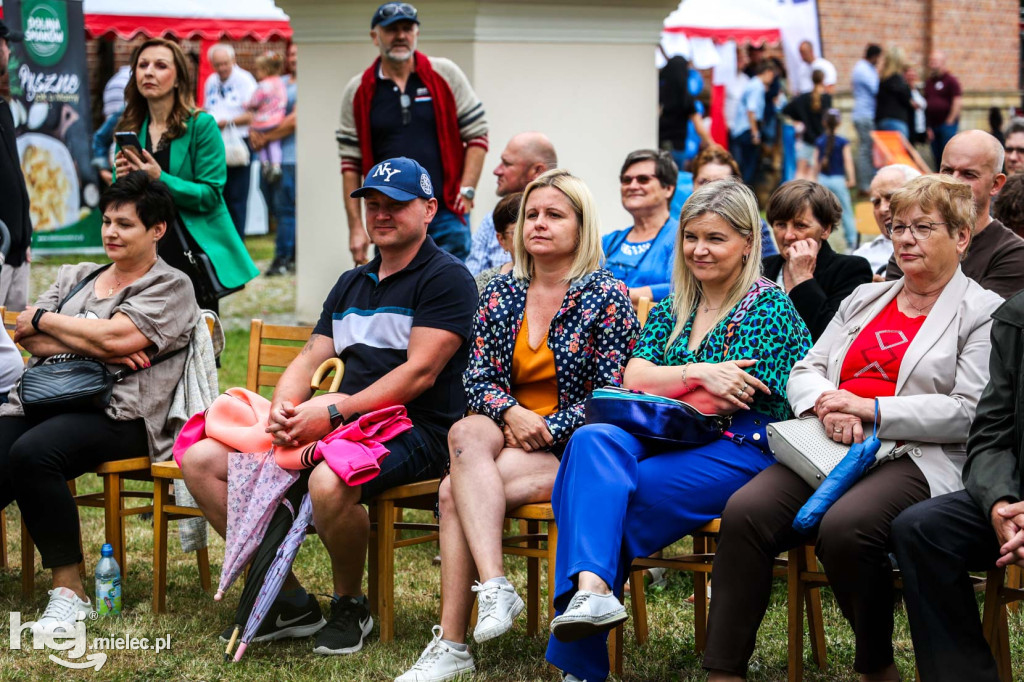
[264, 259, 287, 277]
[312, 595, 373, 655]
[218, 593, 325, 643]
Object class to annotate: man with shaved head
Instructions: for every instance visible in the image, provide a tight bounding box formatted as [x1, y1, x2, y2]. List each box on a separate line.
[465, 132, 558, 275]
[887, 130, 1024, 298]
[925, 50, 962, 166]
[854, 164, 920, 279]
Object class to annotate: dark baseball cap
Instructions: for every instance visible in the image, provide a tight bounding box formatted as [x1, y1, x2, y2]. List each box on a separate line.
[350, 157, 434, 202]
[371, 2, 419, 29]
[0, 20, 24, 42]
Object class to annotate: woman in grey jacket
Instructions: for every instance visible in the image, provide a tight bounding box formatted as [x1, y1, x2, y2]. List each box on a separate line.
[703, 174, 1003, 682]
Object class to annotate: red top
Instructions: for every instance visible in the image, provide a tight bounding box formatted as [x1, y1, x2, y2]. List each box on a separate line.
[839, 297, 927, 398]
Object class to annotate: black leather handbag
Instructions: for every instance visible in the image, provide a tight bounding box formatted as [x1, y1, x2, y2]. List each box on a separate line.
[161, 218, 243, 311]
[17, 265, 184, 418]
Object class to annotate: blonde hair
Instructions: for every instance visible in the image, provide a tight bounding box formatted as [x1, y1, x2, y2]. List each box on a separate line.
[667, 178, 763, 348]
[881, 46, 907, 80]
[512, 169, 603, 283]
[255, 51, 284, 77]
[888, 174, 976, 242]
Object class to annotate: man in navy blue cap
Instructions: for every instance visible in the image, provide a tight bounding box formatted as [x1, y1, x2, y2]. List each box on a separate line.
[0, 19, 33, 311]
[193, 156, 477, 655]
[337, 3, 489, 264]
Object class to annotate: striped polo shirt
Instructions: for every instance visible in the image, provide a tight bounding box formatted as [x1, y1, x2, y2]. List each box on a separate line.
[312, 237, 478, 444]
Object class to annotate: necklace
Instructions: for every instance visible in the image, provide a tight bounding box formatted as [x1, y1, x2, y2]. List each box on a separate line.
[902, 288, 937, 314]
[106, 272, 124, 297]
[700, 299, 722, 314]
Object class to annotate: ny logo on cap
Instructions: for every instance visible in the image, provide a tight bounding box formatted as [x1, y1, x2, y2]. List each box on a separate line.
[372, 162, 402, 183]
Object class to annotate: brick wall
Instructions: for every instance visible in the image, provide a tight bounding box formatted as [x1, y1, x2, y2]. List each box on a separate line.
[818, 0, 1018, 94]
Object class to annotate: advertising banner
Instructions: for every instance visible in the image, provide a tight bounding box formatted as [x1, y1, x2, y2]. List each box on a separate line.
[6, 0, 102, 254]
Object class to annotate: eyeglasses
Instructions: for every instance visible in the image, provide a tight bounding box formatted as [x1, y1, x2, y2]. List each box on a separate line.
[620, 174, 656, 186]
[1005, 146, 1024, 155]
[886, 221, 947, 240]
[377, 3, 418, 21]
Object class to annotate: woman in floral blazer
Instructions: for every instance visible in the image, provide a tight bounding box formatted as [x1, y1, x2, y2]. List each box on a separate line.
[397, 170, 638, 682]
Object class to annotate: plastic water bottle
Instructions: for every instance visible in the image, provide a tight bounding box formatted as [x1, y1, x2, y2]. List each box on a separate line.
[95, 543, 122, 616]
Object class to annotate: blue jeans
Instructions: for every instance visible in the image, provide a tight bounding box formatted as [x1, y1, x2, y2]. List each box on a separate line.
[931, 121, 958, 169]
[730, 130, 760, 187]
[428, 207, 471, 261]
[819, 173, 857, 251]
[269, 164, 296, 262]
[878, 118, 910, 139]
[853, 117, 876, 192]
[223, 143, 253, 240]
[545, 412, 775, 681]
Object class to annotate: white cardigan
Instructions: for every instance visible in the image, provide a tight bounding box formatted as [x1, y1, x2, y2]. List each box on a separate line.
[787, 269, 1003, 497]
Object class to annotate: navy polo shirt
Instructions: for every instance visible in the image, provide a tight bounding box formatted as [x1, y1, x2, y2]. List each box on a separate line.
[312, 237, 478, 445]
[369, 68, 448, 210]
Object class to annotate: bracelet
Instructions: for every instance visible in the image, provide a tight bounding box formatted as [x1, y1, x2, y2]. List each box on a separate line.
[681, 364, 692, 393]
[31, 309, 46, 331]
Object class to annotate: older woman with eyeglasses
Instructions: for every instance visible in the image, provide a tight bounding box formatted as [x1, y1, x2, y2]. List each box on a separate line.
[704, 174, 1003, 682]
[602, 149, 679, 308]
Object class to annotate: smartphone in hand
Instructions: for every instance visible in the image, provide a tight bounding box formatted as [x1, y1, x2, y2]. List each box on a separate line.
[114, 131, 142, 153]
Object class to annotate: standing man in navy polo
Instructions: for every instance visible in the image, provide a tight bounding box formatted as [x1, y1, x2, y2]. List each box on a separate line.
[269, 157, 477, 656]
[338, 2, 489, 264]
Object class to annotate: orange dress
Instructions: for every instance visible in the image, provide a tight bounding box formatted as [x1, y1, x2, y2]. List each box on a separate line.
[509, 316, 559, 417]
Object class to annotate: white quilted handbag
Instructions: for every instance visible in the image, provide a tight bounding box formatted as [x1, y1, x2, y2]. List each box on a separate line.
[767, 417, 908, 489]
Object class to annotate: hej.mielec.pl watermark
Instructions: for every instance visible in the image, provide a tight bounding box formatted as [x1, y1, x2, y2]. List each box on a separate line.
[7, 609, 172, 671]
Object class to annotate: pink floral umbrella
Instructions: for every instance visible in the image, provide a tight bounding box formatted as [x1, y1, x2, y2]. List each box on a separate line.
[215, 450, 299, 601]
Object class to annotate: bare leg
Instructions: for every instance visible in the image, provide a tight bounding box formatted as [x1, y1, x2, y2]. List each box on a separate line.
[182, 438, 300, 591]
[577, 571, 612, 595]
[181, 438, 231, 537]
[437, 476, 479, 644]
[51, 564, 87, 601]
[447, 416, 506, 581]
[309, 461, 367, 597]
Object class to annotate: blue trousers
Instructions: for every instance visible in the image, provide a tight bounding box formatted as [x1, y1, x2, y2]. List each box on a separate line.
[271, 164, 296, 262]
[931, 121, 958, 169]
[730, 130, 760, 187]
[819, 173, 857, 251]
[428, 207, 471, 261]
[545, 413, 776, 681]
[224, 147, 253, 240]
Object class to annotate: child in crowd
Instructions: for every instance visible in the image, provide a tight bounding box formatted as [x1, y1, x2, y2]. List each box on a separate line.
[814, 109, 858, 251]
[246, 51, 288, 182]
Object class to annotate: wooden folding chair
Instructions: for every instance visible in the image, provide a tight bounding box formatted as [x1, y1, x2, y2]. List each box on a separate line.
[982, 566, 1022, 682]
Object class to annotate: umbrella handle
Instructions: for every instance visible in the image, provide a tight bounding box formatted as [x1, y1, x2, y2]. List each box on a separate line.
[233, 642, 248, 662]
[311, 358, 345, 393]
[224, 625, 240, 662]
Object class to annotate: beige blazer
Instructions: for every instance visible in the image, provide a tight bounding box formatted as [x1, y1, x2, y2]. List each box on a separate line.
[787, 269, 1003, 497]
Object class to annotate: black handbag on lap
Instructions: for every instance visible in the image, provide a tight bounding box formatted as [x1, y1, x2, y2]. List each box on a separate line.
[18, 265, 184, 418]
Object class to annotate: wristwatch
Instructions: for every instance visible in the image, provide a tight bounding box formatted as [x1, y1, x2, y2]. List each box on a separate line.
[327, 404, 344, 429]
[459, 186, 475, 201]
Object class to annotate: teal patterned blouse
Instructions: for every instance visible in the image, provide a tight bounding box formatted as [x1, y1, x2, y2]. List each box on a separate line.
[633, 277, 812, 421]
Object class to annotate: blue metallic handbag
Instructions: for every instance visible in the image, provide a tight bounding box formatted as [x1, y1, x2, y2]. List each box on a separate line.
[584, 386, 729, 451]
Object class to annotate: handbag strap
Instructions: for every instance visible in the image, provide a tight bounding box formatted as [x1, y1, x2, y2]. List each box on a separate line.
[55, 264, 112, 314]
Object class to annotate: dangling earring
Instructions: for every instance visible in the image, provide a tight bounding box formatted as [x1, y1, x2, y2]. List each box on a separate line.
[742, 254, 749, 264]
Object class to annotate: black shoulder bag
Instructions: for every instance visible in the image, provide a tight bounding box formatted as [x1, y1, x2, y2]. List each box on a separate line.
[18, 265, 185, 418]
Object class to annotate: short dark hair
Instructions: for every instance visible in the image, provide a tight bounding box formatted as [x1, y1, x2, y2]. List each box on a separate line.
[619, 149, 678, 195]
[492, 192, 522, 235]
[766, 179, 842, 233]
[866, 44, 882, 60]
[1006, 117, 1024, 137]
[99, 171, 177, 229]
[994, 174, 1024, 235]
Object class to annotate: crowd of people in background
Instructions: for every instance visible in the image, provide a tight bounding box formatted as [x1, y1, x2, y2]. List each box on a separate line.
[8, 2, 1024, 681]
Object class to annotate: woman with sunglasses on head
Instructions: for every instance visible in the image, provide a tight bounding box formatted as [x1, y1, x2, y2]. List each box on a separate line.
[704, 175, 1003, 682]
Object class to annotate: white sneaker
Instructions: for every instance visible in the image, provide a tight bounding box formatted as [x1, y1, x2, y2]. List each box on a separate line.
[395, 625, 475, 681]
[33, 587, 93, 636]
[471, 578, 524, 642]
[563, 674, 587, 682]
[550, 590, 626, 642]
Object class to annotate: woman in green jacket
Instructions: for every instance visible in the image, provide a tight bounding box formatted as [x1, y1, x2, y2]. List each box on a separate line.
[115, 37, 258, 311]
